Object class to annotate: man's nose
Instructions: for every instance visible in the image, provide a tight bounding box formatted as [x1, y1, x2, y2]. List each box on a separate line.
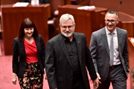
[108, 22, 112, 25]
[66, 27, 69, 31]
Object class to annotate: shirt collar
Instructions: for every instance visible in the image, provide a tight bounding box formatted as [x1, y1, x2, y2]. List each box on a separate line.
[105, 27, 117, 35]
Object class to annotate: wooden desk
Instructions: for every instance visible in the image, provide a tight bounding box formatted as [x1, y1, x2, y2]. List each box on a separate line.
[118, 12, 134, 37]
[128, 37, 134, 89]
[1, 4, 50, 55]
[1, 0, 21, 5]
[58, 5, 107, 46]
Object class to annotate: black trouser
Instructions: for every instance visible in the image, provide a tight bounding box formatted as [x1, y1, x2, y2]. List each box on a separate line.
[72, 72, 85, 89]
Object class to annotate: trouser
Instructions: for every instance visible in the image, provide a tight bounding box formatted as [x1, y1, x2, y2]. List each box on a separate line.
[98, 64, 127, 89]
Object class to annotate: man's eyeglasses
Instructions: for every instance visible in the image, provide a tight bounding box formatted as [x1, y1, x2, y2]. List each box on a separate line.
[61, 25, 74, 29]
[105, 20, 117, 23]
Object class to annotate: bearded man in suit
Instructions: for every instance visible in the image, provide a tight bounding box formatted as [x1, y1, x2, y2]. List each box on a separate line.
[45, 13, 100, 89]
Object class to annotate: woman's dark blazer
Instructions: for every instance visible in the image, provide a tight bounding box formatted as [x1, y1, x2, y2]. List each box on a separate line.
[12, 35, 45, 78]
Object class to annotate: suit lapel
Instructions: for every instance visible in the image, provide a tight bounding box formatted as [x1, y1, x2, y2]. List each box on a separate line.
[58, 34, 72, 67]
[19, 40, 26, 59]
[101, 28, 110, 57]
[35, 37, 40, 57]
[117, 28, 122, 54]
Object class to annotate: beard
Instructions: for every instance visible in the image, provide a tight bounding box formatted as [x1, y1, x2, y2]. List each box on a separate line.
[61, 31, 73, 38]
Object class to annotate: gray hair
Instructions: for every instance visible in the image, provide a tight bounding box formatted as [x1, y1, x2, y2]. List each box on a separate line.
[105, 10, 119, 19]
[59, 13, 75, 25]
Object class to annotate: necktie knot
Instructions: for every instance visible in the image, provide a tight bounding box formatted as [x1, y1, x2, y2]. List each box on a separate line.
[109, 32, 114, 36]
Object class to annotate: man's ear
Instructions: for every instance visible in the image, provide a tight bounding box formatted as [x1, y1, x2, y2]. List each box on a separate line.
[117, 19, 119, 24]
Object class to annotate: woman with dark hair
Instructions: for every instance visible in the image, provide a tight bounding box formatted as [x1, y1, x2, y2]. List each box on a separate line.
[12, 18, 45, 89]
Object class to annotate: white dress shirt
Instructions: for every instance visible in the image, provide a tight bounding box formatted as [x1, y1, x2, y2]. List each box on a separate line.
[105, 27, 121, 65]
[31, 0, 39, 5]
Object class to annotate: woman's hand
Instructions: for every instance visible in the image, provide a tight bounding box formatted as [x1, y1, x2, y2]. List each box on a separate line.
[12, 73, 17, 85]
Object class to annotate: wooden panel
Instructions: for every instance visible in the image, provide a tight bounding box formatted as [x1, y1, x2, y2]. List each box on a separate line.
[1, 4, 50, 55]
[50, 0, 64, 16]
[49, 0, 70, 16]
[90, 0, 134, 16]
[64, 0, 71, 4]
[1, 0, 21, 5]
[58, 5, 107, 46]
[121, 23, 134, 37]
[117, 12, 134, 37]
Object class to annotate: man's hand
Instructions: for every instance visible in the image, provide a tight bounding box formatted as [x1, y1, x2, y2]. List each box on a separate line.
[93, 78, 101, 89]
[93, 73, 101, 89]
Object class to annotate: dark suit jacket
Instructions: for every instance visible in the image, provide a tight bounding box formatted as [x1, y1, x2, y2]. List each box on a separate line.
[90, 27, 129, 81]
[45, 33, 97, 89]
[22, 0, 49, 4]
[12, 35, 45, 78]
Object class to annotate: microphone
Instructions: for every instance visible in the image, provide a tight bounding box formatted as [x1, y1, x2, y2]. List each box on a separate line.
[118, 0, 123, 12]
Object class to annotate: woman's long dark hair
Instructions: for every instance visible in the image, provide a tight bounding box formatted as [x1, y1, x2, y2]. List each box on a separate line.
[18, 18, 38, 40]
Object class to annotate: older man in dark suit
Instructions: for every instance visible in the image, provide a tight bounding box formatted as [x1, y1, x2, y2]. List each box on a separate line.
[45, 13, 100, 89]
[90, 10, 129, 89]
